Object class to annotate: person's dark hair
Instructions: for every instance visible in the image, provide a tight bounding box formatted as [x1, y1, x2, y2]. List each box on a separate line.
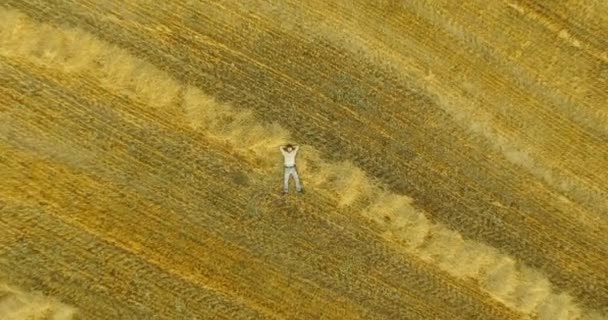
[284, 143, 294, 149]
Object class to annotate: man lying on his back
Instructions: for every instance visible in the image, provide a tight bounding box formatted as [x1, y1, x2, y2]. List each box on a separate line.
[280, 144, 302, 194]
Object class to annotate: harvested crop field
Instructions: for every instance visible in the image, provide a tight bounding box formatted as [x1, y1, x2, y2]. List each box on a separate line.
[1, 1, 607, 319]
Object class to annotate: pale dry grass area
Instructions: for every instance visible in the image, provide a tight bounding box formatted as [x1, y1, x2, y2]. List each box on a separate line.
[1, 1, 607, 319]
[0, 281, 76, 320]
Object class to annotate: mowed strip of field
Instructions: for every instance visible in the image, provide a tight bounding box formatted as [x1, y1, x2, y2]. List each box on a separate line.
[1, 8, 606, 319]
[3, 10, 514, 318]
[0, 54, 522, 318]
[6, 0, 606, 314]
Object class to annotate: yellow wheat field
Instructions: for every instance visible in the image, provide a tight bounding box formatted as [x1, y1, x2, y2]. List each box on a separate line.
[1, 1, 607, 319]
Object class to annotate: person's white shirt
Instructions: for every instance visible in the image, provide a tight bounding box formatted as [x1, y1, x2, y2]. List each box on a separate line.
[280, 145, 299, 167]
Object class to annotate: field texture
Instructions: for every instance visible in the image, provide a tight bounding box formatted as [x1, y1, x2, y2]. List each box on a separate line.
[1, 1, 607, 319]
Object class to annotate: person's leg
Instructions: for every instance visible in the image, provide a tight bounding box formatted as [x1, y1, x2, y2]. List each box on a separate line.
[292, 168, 302, 192]
[283, 168, 290, 193]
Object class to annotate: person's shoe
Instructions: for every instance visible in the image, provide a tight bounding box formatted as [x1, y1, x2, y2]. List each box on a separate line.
[296, 189, 304, 194]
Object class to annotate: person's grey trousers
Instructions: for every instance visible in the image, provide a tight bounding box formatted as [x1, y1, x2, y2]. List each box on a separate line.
[283, 166, 302, 192]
